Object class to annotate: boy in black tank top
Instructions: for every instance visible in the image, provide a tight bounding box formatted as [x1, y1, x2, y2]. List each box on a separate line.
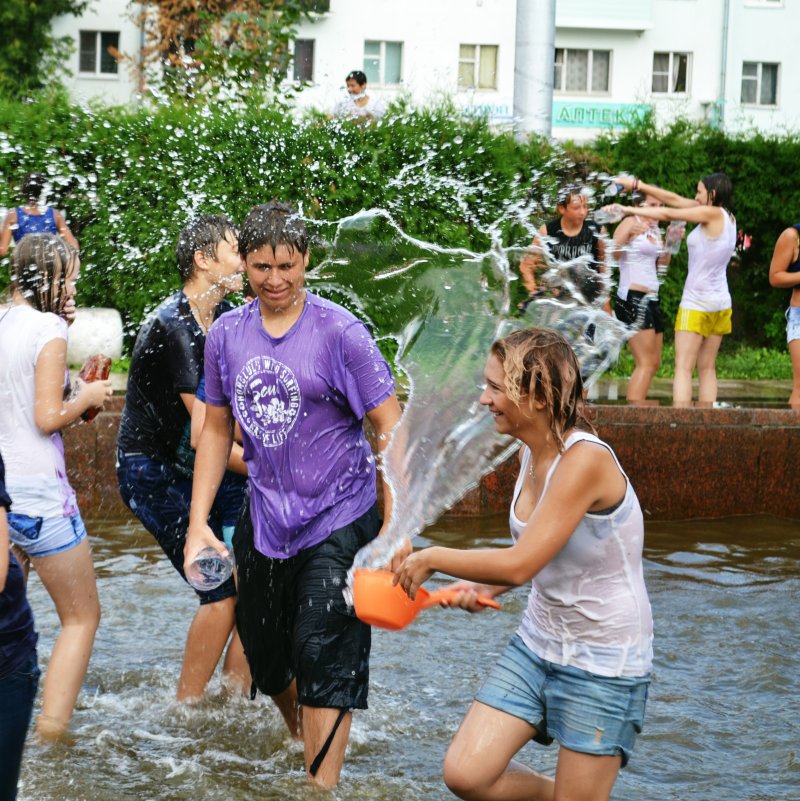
[519, 186, 607, 306]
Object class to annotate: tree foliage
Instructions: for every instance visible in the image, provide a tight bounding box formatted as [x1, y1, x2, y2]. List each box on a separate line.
[129, 0, 315, 101]
[0, 0, 87, 99]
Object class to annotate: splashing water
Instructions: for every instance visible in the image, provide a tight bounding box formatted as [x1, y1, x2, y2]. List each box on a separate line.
[300, 209, 629, 579]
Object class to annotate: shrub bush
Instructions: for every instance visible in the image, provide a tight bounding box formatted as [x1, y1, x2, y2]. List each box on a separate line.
[1, 97, 798, 350]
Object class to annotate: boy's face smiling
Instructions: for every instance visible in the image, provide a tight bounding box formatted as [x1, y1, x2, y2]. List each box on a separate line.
[245, 243, 309, 315]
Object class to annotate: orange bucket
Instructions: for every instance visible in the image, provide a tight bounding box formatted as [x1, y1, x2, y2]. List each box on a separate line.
[352, 568, 500, 631]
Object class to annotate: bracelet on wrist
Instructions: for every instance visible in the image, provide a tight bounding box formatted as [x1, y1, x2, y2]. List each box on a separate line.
[632, 177, 640, 193]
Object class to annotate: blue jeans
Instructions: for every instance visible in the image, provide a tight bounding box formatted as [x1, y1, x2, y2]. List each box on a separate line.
[116, 453, 236, 605]
[0, 651, 40, 801]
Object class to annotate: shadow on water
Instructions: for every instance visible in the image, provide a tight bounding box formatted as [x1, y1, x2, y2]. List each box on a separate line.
[18, 515, 800, 801]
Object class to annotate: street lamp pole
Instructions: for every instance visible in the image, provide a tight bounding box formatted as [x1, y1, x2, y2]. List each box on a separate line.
[513, 0, 556, 140]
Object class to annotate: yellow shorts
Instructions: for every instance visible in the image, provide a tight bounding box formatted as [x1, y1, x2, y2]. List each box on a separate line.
[674, 307, 732, 337]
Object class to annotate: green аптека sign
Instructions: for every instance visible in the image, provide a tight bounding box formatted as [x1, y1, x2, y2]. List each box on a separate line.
[553, 101, 651, 128]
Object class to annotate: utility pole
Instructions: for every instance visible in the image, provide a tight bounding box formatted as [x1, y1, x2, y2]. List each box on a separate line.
[513, 0, 556, 140]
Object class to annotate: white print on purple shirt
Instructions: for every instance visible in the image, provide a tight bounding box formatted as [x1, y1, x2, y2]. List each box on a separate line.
[234, 355, 301, 448]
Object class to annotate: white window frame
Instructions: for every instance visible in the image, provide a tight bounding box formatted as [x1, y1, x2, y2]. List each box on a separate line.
[458, 44, 499, 91]
[740, 61, 779, 106]
[78, 30, 120, 78]
[651, 52, 692, 95]
[553, 48, 611, 95]
[363, 40, 403, 86]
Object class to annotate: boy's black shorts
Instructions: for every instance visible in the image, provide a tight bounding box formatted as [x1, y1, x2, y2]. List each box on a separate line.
[234, 503, 380, 710]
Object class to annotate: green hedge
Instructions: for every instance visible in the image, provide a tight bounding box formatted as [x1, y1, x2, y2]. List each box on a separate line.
[1, 95, 798, 349]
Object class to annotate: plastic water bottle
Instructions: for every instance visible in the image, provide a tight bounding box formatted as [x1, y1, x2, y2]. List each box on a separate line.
[594, 204, 625, 225]
[664, 221, 686, 255]
[603, 174, 630, 198]
[186, 546, 234, 591]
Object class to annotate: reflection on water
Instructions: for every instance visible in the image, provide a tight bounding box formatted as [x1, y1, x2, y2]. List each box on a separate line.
[18, 515, 800, 801]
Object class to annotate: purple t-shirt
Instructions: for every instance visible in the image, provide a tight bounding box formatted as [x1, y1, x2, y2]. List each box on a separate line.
[204, 293, 395, 558]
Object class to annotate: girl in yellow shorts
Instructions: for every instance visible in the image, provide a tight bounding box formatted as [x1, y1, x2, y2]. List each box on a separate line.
[607, 173, 736, 405]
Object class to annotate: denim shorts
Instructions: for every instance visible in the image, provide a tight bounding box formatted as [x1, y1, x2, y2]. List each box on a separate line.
[8, 511, 88, 558]
[475, 634, 650, 767]
[117, 452, 236, 605]
[786, 306, 800, 344]
[234, 503, 381, 709]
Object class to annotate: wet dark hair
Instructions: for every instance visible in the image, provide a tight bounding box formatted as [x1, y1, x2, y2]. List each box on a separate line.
[555, 184, 585, 210]
[346, 70, 367, 87]
[490, 327, 594, 451]
[238, 202, 309, 259]
[175, 214, 237, 281]
[700, 172, 733, 209]
[12, 233, 78, 317]
[21, 173, 46, 203]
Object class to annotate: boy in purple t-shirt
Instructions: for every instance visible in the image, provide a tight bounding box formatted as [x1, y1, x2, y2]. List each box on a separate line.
[186, 203, 402, 788]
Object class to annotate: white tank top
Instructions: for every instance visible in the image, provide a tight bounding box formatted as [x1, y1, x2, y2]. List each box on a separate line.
[680, 210, 736, 312]
[617, 226, 661, 300]
[509, 431, 653, 677]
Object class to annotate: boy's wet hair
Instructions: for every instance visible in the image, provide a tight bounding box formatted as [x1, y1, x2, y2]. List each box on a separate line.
[175, 214, 237, 281]
[12, 233, 78, 317]
[555, 184, 586, 209]
[239, 202, 308, 259]
[346, 70, 367, 86]
[490, 327, 594, 451]
[21, 173, 46, 203]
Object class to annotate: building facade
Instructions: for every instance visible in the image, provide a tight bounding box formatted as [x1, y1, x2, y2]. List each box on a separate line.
[52, 0, 800, 138]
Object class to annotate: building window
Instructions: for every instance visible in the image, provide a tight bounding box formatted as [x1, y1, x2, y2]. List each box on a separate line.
[458, 44, 498, 90]
[554, 49, 610, 93]
[652, 52, 691, 93]
[79, 31, 119, 75]
[741, 62, 778, 105]
[363, 40, 403, 85]
[293, 39, 314, 82]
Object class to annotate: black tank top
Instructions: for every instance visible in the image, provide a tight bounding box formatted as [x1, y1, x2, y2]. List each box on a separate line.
[788, 224, 800, 273]
[545, 218, 603, 267]
[544, 218, 604, 302]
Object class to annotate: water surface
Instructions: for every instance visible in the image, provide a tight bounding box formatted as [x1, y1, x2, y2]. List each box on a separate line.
[18, 514, 800, 801]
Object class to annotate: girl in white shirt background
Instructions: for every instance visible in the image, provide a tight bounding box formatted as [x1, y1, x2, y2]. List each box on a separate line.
[0, 233, 112, 740]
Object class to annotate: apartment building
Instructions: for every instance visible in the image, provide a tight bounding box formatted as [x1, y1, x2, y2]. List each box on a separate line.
[51, 0, 800, 138]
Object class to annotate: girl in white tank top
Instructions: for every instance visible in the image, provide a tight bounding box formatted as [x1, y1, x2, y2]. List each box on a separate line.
[394, 328, 653, 801]
[612, 194, 673, 402]
[605, 172, 736, 405]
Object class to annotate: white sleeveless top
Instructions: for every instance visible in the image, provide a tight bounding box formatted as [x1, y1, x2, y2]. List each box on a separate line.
[0, 305, 78, 518]
[510, 431, 653, 678]
[617, 226, 661, 300]
[680, 210, 736, 312]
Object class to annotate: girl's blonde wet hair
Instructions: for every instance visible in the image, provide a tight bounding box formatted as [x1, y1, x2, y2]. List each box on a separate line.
[490, 327, 594, 451]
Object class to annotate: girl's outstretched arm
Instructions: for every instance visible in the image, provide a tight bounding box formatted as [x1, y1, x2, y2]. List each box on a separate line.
[395, 441, 625, 598]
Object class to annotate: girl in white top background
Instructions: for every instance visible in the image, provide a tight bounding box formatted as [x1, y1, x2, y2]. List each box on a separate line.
[395, 328, 653, 801]
[612, 194, 673, 402]
[609, 173, 736, 406]
[0, 233, 112, 740]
